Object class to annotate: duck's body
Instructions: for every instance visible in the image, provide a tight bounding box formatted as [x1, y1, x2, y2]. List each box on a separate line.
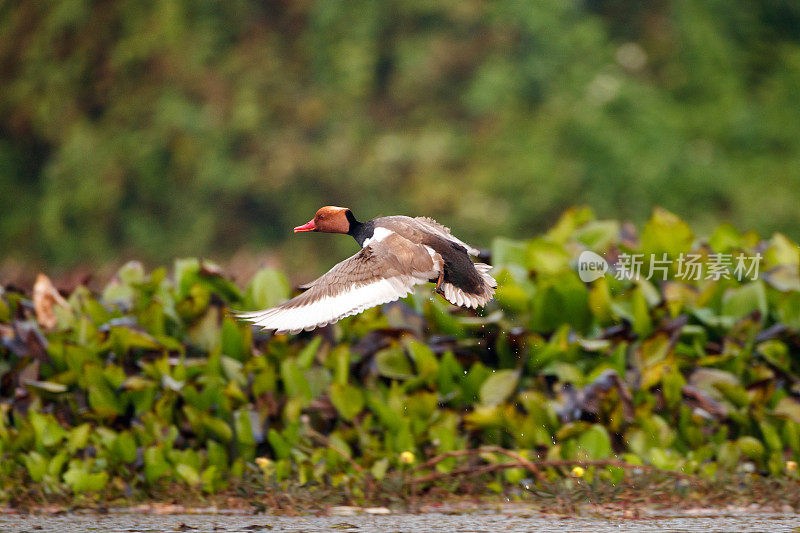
[238, 207, 496, 334]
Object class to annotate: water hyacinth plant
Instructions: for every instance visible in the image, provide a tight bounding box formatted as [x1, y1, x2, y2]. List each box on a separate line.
[0, 207, 799, 504]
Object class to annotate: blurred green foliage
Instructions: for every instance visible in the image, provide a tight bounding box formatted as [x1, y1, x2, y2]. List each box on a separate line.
[1, 208, 799, 500]
[1, 1, 799, 270]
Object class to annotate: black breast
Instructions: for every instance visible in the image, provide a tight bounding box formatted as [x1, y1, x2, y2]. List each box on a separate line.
[348, 218, 376, 247]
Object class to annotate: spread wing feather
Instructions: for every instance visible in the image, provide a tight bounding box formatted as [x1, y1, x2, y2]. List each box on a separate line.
[238, 233, 441, 334]
[412, 216, 479, 256]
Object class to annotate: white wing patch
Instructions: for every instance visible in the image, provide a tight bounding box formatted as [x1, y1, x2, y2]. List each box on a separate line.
[238, 273, 432, 334]
[424, 245, 444, 271]
[362, 227, 394, 247]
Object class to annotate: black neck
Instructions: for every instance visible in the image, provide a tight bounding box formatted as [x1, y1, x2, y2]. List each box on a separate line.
[346, 210, 375, 247]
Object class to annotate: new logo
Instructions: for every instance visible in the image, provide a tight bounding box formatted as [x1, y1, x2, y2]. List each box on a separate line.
[577, 250, 609, 282]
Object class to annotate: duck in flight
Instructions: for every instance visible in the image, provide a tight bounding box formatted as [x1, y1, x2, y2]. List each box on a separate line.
[238, 206, 497, 334]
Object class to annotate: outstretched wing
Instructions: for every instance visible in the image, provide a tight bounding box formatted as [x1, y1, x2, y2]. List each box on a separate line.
[238, 233, 442, 334]
[413, 216, 479, 256]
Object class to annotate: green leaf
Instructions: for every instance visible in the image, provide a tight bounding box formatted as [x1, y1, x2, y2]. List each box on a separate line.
[577, 424, 613, 460]
[305, 367, 331, 399]
[68, 424, 92, 453]
[175, 258, 241, 302]
[526, 238, 571, 274]
[759, 421, 782, 452]
[201, 465, 220, 493]
[24, 452, 47, 483]
[114, 431, 137, 463]
[328, 433, 352, 459]
[494, 280, 532, 314]
[737, 436, 765, 461]
[280, 358, 312, 402]
[221, 356, 245, 385]
[375, 347, 413, 380]
[188, 306, 222, 352]
[24, 380, 68, 393]
[88, 384, 123, 418]
[640, 207, 694, 257]
[206, 440, 229, 471]
[631, 286, 653, 338]
[297, 336, 323, 370]
[764, 233, 799, 268]
[479, 369, 520, 407]
[371, 458, 389, 481]
[121, 376, 156, 391]
[109, 326, 161, 354]
[708, 223, 742, 253]
[0, 293, 10, 322]
[234, 409, 260, 450]
[574, 220, 620, 250]
[721, 281, 767, 321]
[773, 397, 800, 424]
[406, 341, 439, 382]
[118, 260, 146, 285]
[426, 301, 466, 337]
[546, 207, 595, 244]
[245, 268, 290, 310]
[491, 238, 528, 272]
[202, 416, 233, 443]
[461, 363, 491, 404]
[756, 340, 790, 372]
[176, 463, 201, 486]
[764, 265, 800, 292]
[221, 317, 250, 361]
[530, 272, 590, 333]
[330, 383, 365, 421]
[63, 462, 109, 493]
[717, 441, 741, 469]
[144, 447, 170, 483]
[253, 366, 277, 396]
[331, 345, 350, 386]
[464, 405, 504, 430]
[714, 381, 749, 408]
[30, 412, 67, 448]
[48, 451, 69, 477]
[777, 292, 800, 329]
[267, 429, 291, 460]
[648, 447, 681, 470]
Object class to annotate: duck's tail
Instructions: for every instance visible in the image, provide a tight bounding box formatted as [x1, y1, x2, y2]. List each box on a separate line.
[439, 262, 497, 309]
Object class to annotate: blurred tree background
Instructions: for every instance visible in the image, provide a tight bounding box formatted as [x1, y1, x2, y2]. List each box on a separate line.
[1, 0, 799, 280]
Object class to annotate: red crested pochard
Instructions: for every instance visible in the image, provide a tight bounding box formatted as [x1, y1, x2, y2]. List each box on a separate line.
[238, 206, 497, 334]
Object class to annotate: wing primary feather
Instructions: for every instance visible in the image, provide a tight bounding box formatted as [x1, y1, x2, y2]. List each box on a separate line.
[238, 231, 496, 332]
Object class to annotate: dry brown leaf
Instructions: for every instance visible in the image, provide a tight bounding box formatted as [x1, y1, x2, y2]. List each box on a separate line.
[33, 273, 70, 329]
